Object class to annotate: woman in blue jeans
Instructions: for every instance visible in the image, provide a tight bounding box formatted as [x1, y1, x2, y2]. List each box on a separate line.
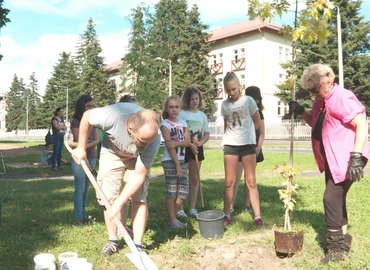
[69, 95, 99, 225]
[51, 107, 67, 170]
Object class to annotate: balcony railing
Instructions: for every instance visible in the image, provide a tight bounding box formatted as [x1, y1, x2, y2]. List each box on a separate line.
[210, 63, 223, 74]
[231, 58, 245, 71]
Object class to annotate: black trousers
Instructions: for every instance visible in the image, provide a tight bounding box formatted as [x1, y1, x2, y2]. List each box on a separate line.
[323, 166, 353, 230]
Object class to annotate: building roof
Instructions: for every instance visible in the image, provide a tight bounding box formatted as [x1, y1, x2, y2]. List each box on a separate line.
[104, 58, 125, 73]
[208, 18, 281, 42]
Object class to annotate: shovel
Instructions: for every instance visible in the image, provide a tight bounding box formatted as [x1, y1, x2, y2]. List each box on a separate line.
[64, 141, 158, 270]
[194, 154, 205, 212]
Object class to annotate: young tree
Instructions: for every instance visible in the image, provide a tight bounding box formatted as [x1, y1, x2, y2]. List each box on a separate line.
[75, 18, 115, 106]
[5, 75, 25, 131]
[0, 0, 10, 61]
[274, 0, 370, 113]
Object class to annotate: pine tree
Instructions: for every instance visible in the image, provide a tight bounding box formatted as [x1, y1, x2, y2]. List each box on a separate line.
[5, 75, 25, 131]
[126, 0, 213, 115]
[22, 72, 42, 129]
[39, 52, 79, 127]
[75, 18, 115, 107]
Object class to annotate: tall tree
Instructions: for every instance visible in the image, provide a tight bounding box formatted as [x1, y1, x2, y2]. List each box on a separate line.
[5, 75, 25, 131]
[39, 52, 79, 127]
[124, 0, 214, 115]
[75, 18, 115, 106]
[0, 0, 10, 61]
[120, 5, 166, 112]
[19, 72, 42, 129]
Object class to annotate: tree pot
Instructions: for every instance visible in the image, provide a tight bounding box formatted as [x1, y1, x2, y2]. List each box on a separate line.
[274, 230, 304, 257]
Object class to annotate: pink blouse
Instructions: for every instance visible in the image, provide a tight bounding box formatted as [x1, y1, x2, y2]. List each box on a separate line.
[311, 83, 370, 183]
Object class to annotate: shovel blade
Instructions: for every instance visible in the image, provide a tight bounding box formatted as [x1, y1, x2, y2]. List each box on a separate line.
[125, 251, 158, 270]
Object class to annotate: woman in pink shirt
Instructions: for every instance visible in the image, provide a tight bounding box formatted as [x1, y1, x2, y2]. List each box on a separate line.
[290, 63, 370, 264]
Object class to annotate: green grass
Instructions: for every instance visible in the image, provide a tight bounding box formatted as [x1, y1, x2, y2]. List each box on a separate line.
[1, 140, 369, 269]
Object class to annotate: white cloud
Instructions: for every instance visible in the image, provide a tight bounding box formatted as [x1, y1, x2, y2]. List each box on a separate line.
[0, 30, 130, 95]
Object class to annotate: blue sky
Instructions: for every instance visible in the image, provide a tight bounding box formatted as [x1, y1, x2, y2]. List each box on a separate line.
[0, 0, 369, 95]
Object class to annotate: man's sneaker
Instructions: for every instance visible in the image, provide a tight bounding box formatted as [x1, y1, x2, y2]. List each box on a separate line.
[177, 209, 188, 218]
[117, 226, 134, 239]
[135, 244, 149, 254]
[254, 217, 266, 229]
[170, 218, 186, 229]
[224, 215, 232, 226]
[189, 208, 198, 216]
[245, 205, 253, 213]
[99, 241, 119, 256]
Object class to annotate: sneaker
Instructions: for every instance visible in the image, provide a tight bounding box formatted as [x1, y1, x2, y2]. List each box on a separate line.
[189, 208, 198, 216]
[254, 217, 266, 229]
[117, 226, 134, 239]
[135, 244, 149, 254]
[170, 218, 186, 229]
[224, 215, 232, 226]
[245, 205, 253, 213]
[99, 241, 119, 256]
[230, 208, 234, 213]
[177, 209, 188, 218]
[75, 220, 86, 226]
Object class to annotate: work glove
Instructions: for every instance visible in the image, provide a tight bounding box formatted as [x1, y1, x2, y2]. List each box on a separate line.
[349, 152, 364, 182]
[289, 101, 305, 116]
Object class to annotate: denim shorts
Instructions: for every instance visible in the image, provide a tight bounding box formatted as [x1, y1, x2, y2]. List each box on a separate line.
[223, 144, 256, 160]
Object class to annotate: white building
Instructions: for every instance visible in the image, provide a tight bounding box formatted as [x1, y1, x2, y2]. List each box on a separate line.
[0, 91, 6, 130]
[105, 18, 291, 122]
[209, 18, 291, 123]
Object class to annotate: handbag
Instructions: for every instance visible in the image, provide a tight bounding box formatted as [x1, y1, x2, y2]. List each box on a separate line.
[256, 148, 264, 163]
[45, 129, 54, 145]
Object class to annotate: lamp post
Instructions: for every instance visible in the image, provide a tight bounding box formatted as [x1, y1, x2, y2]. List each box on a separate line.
[155, 57, 172, 96]
[25, 96, 28, 139]
[336, 6, 344, 87]
[66, 85, 69, 123]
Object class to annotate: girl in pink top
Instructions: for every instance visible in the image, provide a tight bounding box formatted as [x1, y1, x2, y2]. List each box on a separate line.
[290, 63, 370, 264]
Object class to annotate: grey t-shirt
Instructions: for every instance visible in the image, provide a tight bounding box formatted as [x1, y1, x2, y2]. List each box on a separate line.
[89, 103, 160, 169]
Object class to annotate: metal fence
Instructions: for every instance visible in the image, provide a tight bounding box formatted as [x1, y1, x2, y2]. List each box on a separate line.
[209, 121, 311, 140]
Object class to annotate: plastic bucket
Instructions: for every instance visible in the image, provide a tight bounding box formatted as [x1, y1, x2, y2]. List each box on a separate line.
[197, 210, 225, 239]
[58, 252, 78, 270]
[33, 253, 56, 270]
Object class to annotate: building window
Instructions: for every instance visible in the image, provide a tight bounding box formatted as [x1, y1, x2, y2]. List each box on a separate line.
[279, 47, 283, 62]
[279, 73, 284, 83]
[278, 101, 281, 116]
[241, 48, 245, 58]
[218, 53, 223, 63]
[234, 49, 238, 60]
[285, 48, 290, 61]
[213, 54, 217, 64]
[217, 78, 223, 88]
[240, 74, 245, 89]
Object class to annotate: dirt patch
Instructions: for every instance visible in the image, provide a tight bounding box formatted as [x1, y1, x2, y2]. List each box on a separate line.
[0, 144, 42, 157]
[153, 231, 301, 270]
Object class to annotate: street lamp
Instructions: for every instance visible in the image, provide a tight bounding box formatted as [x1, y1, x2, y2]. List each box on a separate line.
[336, 6, 344, 87]
[25, 96, 28, 139]
[155, 57, 172, 96]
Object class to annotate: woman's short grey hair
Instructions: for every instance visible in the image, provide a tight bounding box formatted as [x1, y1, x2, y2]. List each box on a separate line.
[301, 63, 335, 89]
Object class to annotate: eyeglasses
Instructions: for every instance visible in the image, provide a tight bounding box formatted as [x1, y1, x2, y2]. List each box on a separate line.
[85, 104, 96, 109]
[305, 86, 320, 94]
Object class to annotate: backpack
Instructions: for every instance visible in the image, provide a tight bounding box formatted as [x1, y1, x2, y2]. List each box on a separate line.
[45, 129, 54, 145]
